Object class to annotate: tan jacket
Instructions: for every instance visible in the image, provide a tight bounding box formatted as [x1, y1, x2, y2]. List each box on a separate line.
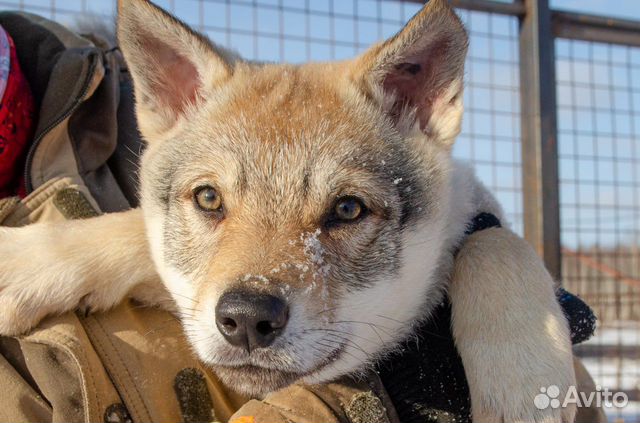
[0, 11, 605, 423]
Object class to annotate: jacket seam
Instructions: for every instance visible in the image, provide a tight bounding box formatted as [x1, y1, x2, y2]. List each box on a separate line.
[29, 328, 102, 422]
[87, 315, 153, 422]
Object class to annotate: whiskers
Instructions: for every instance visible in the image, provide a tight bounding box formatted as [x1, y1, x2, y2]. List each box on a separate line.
[133, 290, 431, 380]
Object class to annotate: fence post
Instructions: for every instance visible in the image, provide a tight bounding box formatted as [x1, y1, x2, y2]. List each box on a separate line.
[518, 0, 562, 281]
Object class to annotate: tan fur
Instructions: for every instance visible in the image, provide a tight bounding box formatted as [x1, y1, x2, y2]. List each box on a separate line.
[0, 209, 169, 336]
[0, 0, 577, 421]
[450, 227, 576, 423]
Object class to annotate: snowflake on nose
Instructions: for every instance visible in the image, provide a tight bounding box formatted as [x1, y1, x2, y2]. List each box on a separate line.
[301, 228, 331, 279]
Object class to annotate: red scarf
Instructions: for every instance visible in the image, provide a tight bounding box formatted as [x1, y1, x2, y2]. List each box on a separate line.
[0, 25, 35, 199]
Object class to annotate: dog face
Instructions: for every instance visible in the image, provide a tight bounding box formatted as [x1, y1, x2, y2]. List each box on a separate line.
[118, 0, 467, 395]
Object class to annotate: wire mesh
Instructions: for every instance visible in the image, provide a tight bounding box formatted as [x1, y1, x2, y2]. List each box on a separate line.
[557, 38, 640, 421]
[1, 0, 639, 421]
[0, 0, 525, 233]
[200, 1, 526, 236]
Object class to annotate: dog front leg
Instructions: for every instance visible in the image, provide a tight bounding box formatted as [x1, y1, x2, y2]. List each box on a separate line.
[449, 227, 576, 423]
[0, 208, 167, 336]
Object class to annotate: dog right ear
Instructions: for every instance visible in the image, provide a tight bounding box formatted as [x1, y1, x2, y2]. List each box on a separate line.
[349, 0, 468, 149]
[117, 0, 238, 142]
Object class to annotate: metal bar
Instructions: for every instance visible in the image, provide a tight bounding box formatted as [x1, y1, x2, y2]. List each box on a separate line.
[518, 0, 562, 281]
[552, 11, 640, 47]
[399, 0, 526, 16]
[448, 0, 525, 16]
[403, 0, 640, 47]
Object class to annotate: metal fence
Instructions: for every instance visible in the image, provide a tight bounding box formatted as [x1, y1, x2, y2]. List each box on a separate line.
[558, 36, 640, 422]
[1, 0, 639, 421]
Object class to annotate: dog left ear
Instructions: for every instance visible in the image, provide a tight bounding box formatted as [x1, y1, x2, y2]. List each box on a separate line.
[350, 0, 468, 148]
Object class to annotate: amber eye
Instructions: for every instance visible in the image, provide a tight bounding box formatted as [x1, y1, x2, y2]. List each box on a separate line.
[333, 196, 365, 222]
[194, 186, 222, 212]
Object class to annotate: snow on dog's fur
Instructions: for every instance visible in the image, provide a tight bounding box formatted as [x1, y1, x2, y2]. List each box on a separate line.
[0, 0, 576, 421]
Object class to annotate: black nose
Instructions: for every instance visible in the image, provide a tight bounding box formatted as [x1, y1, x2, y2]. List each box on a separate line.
[215, 290, 289, 352]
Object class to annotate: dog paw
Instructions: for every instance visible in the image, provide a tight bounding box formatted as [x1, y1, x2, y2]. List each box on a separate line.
[472, 385, 577, 423]
[459, 336, 577, 423]
[0, 226, 77, 335]
[0, 296, 50, 336]
[461, 329, 579, 423]
[0, 273, 60, 336]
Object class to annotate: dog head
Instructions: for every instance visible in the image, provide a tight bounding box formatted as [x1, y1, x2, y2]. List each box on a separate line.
[118, 0, 467, 396]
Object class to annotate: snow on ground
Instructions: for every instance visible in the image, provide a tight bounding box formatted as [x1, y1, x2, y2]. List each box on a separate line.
[587, 321, 640, 347]
[578, 320, 640, 422]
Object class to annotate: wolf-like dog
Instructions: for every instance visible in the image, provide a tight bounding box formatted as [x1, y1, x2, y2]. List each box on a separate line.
[0, 0, 577, 421]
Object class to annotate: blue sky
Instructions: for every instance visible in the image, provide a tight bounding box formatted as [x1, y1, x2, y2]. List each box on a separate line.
[552, 0, 640, 20]
[2, 0, 639, 249]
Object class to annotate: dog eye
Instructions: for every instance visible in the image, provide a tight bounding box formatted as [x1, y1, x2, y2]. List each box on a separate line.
[333, 196, 366, 222]
[194, 186, 223, 212]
